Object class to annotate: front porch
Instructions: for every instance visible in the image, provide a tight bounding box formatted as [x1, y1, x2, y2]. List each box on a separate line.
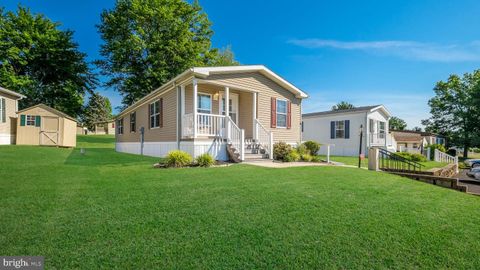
[179, 79, 273, 161]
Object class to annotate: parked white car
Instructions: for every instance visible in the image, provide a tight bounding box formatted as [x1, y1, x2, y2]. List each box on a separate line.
[466, 167, 480, 180]
[465, 159, 480, 168]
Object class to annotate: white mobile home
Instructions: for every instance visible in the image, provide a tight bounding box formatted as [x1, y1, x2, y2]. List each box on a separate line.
[302, 105, 393, 156]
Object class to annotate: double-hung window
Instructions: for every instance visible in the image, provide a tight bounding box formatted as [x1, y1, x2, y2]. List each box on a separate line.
[26, 115, 36, 126]
[378, 121, 386, 138]
[150, 100, 160, 128]
[276, 99, 287, 128]
[335, 120, 345, 138]
[0, 98, 5, 123]
[130, 112, 136, 132]
[197, 94, 212, 114]
[117, 118, 124, 134]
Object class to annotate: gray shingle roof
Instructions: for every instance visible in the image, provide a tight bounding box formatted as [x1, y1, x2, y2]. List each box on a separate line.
[302, 105, 382, 118]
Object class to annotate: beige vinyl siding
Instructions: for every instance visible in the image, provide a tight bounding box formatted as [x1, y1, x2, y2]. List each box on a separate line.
[116, 87, 177, 143]
[203, 72, 302, 143]
[0, 92, 18, 136]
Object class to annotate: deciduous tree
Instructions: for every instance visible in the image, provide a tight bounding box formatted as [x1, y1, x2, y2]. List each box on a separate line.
[0, 6, 96, 116]
[97, 0, 238, 106]
[389, 116, 407, 130]
[332, 101, 355, 111]
[422, 70, 480, 158]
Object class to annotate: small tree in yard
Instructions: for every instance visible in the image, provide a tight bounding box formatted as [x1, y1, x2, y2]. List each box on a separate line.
[422, 70, 480, 158]
[81, 92, 112, 131]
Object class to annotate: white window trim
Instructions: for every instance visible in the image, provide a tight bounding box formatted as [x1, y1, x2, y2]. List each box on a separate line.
[197, 92, 212, 114]
[150, 100, 161, 129]
[276, 98, 288, 128]
[117, 118, 124, 135]
[26, 115, 36, 126]
[335, 120, 345, 139]
[0, 97, 5, 123]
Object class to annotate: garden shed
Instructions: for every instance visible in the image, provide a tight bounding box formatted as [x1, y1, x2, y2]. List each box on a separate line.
[16, 104, 77, 147]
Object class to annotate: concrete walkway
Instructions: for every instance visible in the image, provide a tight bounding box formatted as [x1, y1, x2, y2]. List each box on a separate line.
[243, 159, 342, 168]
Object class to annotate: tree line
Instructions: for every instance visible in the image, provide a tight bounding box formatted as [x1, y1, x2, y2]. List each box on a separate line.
[0, 0, 238, 129]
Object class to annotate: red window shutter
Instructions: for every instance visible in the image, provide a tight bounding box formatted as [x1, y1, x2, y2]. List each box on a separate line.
[159, 98, 164, 128]
[271, 97, 276, 128]
[287, 101, 291, 129]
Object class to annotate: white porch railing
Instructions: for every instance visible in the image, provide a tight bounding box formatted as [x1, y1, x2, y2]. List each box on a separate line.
[182, 113, 225, 137]
[227, 116, 244, 160]
[197, 113, 225, 136]
[369, 133, 386, 145]
[255, 119, 273, 159]
[434, 149, 459, 173]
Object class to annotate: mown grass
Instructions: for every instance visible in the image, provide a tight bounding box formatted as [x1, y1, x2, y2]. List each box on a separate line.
[0, 135, 479, 269]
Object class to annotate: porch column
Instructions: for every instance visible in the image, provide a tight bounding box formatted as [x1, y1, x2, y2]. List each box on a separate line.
[225, 86, 230, 139]
[252, 92, 257, 140]
[193, 79, 198, 138]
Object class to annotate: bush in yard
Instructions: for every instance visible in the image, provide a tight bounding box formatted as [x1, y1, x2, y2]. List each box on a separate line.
[284, 150, 300, 162]
[410, 153, 427, 162]
[301, 153, 313, 162]
[196, 153, 215, 167]
[296, 144, 310, 156]
[303, 141, 321, 155]
[165, 150, 193, 168]
[273, 142, 292, 161]
[427, 144, 446, 160]
[447, 148, 457, 157]
[473, 148, 480, 153]
[396, 152, 426, 162]
[311, 155, 322, 162]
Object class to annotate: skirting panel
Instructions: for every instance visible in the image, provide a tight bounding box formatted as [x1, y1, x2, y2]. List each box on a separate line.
[115, 140, 228, 161]
[0, 134, 13, 145]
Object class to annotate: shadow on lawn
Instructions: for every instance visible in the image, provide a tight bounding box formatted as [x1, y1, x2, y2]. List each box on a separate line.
[64, 147, 159, 167]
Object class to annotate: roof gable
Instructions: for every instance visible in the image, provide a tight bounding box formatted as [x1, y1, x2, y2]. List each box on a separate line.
[191, 65, 308, 98]
[17, 104, 77, 122]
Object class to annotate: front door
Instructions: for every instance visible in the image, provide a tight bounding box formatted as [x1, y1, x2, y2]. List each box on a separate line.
[40, 116, 59, 146]
[220, 93, 239, 124]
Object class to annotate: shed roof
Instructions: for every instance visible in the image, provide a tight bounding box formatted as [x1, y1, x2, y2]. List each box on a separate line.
[17, 104, 77, 122]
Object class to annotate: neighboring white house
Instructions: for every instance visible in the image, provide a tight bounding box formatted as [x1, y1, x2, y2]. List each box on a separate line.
[302, 105, 393, 156]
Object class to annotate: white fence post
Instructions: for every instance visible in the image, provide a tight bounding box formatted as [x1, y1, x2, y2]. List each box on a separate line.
[269, 132, 274, 160]
[327, 144, 331, 163]
[240, 129, 245, 161]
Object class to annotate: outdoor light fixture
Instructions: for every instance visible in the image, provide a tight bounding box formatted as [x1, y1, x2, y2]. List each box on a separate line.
[213, 92, 219, 101]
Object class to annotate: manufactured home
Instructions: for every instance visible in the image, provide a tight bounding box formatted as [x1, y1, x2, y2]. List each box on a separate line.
[16, 104, 77, 147]
[0, 86, 25, 145]
[115, 65, 308, 161]
[302, 105, 393, 156]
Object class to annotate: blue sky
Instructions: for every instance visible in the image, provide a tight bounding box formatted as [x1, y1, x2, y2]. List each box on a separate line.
[3, 0, 480, 128]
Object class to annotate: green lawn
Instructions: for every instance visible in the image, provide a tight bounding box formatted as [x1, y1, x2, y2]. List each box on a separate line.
[1, 135, 480, 269]
[323, 155, 448, 170]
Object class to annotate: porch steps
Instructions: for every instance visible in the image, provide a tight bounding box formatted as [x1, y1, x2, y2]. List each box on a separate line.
[226, 140, 269, 163]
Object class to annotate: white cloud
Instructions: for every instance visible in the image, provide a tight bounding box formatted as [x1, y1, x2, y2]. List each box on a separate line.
[288, 39, 480, 62]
